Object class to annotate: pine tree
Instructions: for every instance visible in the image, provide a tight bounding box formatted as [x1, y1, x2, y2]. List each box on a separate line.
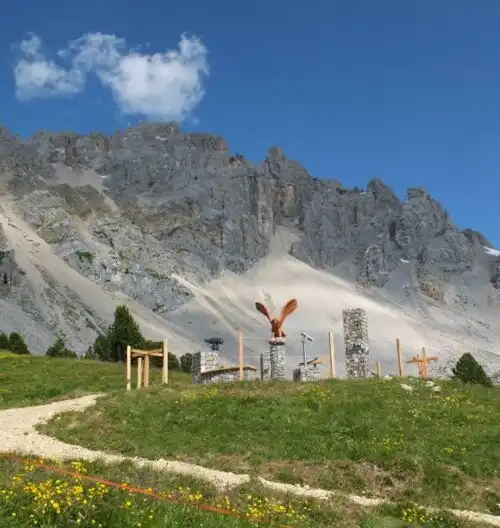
[107, 305, 143, 362]
[8, 332, 30, 355]
[452, 353, 492, 387]
[91, 334, 113, 362]
[46, 338, 77, 358]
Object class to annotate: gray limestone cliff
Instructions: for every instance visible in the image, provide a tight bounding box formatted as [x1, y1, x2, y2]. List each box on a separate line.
[0, 121, 498, 356]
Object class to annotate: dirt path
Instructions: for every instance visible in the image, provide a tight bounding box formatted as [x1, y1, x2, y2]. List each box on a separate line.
[0, 395, 499, 526]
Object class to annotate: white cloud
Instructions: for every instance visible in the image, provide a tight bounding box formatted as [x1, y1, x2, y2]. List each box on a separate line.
[13, 32, 209, 122]
[14, 33, 85, 99]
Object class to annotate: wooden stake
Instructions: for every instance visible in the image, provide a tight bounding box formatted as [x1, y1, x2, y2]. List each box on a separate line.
[376, 361, 381, 378]
[238, 330, 244, 381]
[328, 331, 336, 378]
[396, 338, 404, 377]
[260, 353, 264, 382]
[162, 338, 169, 385]
[126, 345, 132, 391]
[137, 357, 143, 389]
[144, 354, 150, 388]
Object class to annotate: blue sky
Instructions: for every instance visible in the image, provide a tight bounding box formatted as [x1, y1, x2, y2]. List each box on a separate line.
[1, 0, 500, 246]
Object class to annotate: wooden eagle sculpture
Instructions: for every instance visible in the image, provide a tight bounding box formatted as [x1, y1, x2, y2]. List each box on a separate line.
[255, 298, 298, 339]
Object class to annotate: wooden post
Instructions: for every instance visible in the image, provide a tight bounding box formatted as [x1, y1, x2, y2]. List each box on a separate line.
[137, 357, 143, 389]
[126, 345, 132, 391]
[144, 354, 150, 388]
[162, 338, 169, 385]
[376, 361, 381, 378]
[238, 331, 244, 381]
[328, 331, 336, 378]
[396, 338, 404, 377]
[260, 353, 264, 382]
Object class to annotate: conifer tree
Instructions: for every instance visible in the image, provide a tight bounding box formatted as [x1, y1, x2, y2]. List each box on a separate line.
[452, 353, 492, 387]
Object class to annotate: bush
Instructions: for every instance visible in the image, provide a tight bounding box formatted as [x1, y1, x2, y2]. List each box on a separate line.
[0, 332, 10, 350]
[8, 332, 30, 355]
[452, 353, 492, 387]
[167, 352, 180, 371]
[180, 353, 193, 373]
[46, 338, 78, 359]
[81, 346, 100, 360]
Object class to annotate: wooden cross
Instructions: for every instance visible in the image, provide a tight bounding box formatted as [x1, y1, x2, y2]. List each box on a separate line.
[406, 347, 438, 378]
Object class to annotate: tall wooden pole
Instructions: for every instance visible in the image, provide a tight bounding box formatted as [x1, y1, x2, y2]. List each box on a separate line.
[328, 332, 336, 378]
[238, 331, 244, 381]
[137, 357, 143, 389]
[396, 338, 404, 377]
[162, 338, 169, 385]
[144, 355, 150, 388]
[126, 345, 132, 391]
[376, 361, 381, 378]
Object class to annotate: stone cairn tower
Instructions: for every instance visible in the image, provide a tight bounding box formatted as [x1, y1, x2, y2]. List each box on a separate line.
[342, 308, 370, 378]
[261, 338, 286, 381]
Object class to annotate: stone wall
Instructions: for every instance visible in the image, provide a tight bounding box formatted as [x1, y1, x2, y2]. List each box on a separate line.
[343, 308, 370, 379]
[192, 349, 258, 384]
[198, 367, 258, 384]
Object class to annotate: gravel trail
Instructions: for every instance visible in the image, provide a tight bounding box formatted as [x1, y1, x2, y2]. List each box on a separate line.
[0, 395, 499, 526]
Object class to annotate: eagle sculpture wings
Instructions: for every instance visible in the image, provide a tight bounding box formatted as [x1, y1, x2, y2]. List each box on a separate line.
[255, 298, 298, 338]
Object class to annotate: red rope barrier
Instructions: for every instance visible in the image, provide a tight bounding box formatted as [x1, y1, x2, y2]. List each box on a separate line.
[0, 454, 294, 527]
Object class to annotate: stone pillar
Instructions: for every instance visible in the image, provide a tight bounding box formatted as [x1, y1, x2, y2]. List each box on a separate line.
[269, 339, 286, 380]
[342, 308, 370, 379]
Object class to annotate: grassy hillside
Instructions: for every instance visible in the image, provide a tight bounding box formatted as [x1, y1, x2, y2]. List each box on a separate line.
[0, 355, 493, 526]
[40, 377, 500, 516]
[0, 354, 191, 409]
[0, 455, 477, 528]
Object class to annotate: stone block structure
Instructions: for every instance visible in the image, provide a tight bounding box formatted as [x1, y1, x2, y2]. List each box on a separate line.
[293, 365, 321, 382]
[192, 350, 222, 384]
[342, 308, 370, 379]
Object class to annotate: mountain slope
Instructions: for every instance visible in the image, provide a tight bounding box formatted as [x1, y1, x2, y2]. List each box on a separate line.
[1, 122, 499, 374]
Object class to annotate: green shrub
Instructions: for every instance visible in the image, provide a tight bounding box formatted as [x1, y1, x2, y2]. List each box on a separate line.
[167, 352, 180, 371]
[0, 333, 9, 350]
[8, 332, 30, 355]
[452, 353, 492, 387]
[46, 338, 78, 359]
[180, 353, 193, 373]
[75, 250, 94, 263]
[81, 346, 100, 360]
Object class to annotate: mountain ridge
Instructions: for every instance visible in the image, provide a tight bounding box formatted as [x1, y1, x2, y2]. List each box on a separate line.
[1, 121, 499, 375]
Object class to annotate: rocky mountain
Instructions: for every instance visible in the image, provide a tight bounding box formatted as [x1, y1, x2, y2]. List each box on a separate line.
[1, 122, 499, 374]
